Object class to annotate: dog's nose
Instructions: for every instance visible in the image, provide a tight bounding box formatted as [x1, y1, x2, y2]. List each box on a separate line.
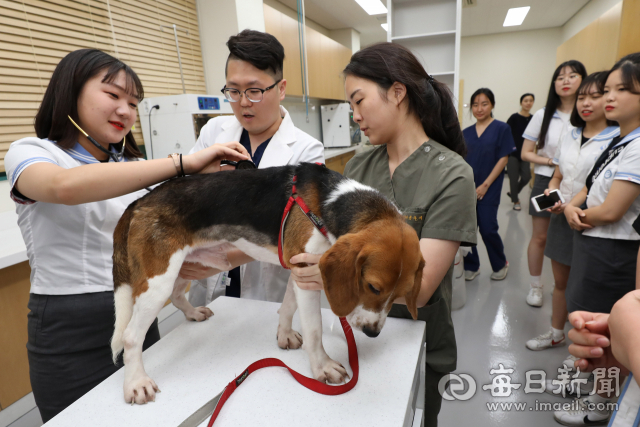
[362, 326, 380, 338]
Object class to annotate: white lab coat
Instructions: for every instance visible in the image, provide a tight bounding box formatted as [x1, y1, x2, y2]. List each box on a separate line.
[188, 106, 325, 306]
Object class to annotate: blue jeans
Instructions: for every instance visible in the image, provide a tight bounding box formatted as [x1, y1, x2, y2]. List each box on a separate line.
[464, 204, 507, 272]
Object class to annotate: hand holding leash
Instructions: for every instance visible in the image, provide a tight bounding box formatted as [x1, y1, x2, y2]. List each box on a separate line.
[183, 142, 249, 175]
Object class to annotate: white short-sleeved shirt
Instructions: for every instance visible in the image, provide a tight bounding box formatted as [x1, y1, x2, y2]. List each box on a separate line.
[4, 137, 148, 295]
[553, 126, 619, 202]
[584, 128, 640, 240]
[523, 108, 571, 177]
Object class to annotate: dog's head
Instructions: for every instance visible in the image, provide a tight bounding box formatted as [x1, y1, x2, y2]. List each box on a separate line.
[319, 219, 424, 337]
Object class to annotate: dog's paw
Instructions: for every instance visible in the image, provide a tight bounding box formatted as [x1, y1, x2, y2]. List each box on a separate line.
[312, 357, 350, 384]
[124, 376, 160, 405]
[186, 306, 213, 322]
[277, 326, 303, 350]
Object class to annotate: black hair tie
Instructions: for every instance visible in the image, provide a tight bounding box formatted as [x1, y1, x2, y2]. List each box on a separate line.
[428, 75, 435, 85]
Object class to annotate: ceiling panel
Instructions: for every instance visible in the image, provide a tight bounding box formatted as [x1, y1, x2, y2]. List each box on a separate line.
[462, 0, 589, 37]
[271, 0, 591, 49]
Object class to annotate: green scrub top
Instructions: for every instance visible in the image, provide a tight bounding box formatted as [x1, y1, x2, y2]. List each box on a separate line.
[343, 140, 477, 373]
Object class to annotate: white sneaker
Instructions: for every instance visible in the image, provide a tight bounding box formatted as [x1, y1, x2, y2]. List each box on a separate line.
[553, 396, 613, 426]
[490, 262, 509, 280]
[526, 287, 543, 307]
[464, 270, 479, 281]
[526, 330, 565, 351]
[562, 354, 580, 371]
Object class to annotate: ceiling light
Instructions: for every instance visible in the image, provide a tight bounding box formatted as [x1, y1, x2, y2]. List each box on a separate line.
[503, 6, 530, 26]
[381, 23, 388, 31]
[355, 0, 387, 15]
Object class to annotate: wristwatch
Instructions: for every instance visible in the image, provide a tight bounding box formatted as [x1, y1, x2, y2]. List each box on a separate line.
[168, 153, 185, 177]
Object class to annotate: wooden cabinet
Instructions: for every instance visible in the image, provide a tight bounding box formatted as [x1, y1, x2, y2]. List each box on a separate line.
[0, 261, 32, 410]
[325, 151, 355, 175]
[556, 0, 640, 72]
[264, 4, 352, 101]
[556, 2, 622, 72]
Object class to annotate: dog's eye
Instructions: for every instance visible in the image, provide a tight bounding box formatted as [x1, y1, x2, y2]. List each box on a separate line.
[368, 283, 380, 295]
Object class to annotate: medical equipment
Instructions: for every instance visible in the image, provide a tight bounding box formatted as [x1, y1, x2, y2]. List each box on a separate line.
[68, 115, 125, 162]
[320, 103, 360, 148]
[139, 94, 233, 160]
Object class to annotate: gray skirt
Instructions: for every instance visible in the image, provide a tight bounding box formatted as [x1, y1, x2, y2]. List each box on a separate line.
[529, 174, 552, 217]
[544, 212, 574, 266]
[566, 232, 640, 314]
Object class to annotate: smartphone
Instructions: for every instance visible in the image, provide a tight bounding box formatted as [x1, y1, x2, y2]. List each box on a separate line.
[531, 189, 565, 212]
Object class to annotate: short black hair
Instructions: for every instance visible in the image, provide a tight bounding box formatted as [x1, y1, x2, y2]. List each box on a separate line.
[520, 93, 535, 103]
[34, 49, 144, 159]
[226, 30, 284, 80]
[570, 71, 617, 128]
[470, 88, 495, 118]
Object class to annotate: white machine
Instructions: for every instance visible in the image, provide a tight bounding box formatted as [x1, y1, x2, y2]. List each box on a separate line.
[139, 94, 234, 159]
[320, 103, 360, 148]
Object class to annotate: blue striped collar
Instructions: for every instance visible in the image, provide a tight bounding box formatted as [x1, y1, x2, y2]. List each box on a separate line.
[542, 107, 564, 120]
[60, 141, 122, 164]
[571, 126, 620, 141]
[614, 126, 640, 148]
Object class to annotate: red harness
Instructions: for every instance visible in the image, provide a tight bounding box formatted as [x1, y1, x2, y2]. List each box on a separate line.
[277, 171, 330, 269]
[207, 166, 359, 426]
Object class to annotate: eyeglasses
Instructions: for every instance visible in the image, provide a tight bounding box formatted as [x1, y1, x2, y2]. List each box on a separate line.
[221, 80, 281, 103]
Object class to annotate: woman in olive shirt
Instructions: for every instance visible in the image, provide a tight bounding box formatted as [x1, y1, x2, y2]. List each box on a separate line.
[290, 43, 477, 427]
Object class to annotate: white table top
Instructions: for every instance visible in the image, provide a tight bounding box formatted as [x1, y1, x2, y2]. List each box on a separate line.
[45, 297, 426, 427]
[0, 209, 27, 270]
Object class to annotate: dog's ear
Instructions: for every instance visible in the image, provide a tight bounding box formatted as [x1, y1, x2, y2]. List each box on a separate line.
[404, 257, 425, 320]
[319, 234, 365, 317]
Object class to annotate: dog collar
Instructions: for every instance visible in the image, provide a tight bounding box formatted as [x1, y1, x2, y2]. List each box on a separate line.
[277, 164, 330, 269]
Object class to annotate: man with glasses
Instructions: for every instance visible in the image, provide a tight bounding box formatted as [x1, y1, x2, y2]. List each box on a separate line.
[182, 29, 324, 306]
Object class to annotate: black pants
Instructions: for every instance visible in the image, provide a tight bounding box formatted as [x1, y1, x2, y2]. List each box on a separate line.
[27, 292, 160, 422]
[507, 156, 531, 203]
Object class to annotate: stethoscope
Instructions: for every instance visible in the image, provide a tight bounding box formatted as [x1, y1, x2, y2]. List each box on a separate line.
[69, 115, 153, 192]
[68, 115, 126, 163]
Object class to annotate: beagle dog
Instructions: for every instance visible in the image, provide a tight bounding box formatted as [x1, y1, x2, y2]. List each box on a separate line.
[111, 163, 424, 404]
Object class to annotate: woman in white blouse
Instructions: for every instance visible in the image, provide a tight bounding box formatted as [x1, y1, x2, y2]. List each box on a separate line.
[556, 52, 640, 427]
[521, 60, 586, 308]
[4, 49, 248, 422]
[526, 71, 618, 352]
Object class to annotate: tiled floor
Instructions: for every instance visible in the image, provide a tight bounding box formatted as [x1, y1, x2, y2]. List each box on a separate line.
[440, 180, 578, 426]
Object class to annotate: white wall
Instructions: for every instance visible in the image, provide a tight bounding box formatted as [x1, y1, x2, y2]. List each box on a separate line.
[459, 27, 562, 129]
[196, 0, 238, 95]
[561, 0, 622, 42]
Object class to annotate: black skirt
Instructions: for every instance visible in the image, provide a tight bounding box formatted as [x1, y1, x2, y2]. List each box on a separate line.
[544, 212, 575, 266]
[566, 233, 640, 313]
[27, 291, 160, 422]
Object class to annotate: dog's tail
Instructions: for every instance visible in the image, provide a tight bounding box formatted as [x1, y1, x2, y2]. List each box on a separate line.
[111, 203, 136, 364]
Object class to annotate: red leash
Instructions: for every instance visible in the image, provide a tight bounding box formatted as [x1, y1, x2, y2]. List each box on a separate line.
[207, 317, 359, 426]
